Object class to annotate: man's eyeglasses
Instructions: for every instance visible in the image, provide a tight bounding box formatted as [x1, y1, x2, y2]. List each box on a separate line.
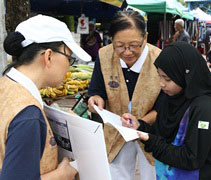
[53, 50, 76, 66]
[113, 40, 144, 53]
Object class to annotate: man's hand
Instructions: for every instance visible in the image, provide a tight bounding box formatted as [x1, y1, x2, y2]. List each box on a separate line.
[173, 31, 179, 42]
[88, 95, 105, 113]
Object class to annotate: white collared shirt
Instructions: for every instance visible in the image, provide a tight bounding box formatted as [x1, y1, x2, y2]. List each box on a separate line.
[7, 67, 43, 108]
[119, 45, 149, 113]
[120, 45, 149, 73]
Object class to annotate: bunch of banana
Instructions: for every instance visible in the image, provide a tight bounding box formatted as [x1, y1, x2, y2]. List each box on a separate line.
[40, 87, 57, 99]
[40, 89, 46, 98]
[53, 88, 68, 97]
[64, 84, 78, 93]
[66, 79, 82, 85]
[67, 79, 89, 90]
[78, 81, 89, 90]
[40, 71, 91, 98]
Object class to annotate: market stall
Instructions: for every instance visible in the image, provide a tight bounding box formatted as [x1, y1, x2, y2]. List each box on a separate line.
[190, 8, 211, 53]
[191, 8, 211, 23]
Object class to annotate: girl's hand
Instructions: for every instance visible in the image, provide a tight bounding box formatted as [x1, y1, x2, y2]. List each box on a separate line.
[137, 131, 149, 141]
[121, 113, 140, 130]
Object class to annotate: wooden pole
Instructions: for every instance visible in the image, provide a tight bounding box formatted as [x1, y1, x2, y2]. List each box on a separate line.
[0, 0, 7, 75]
[163, 12, 167, 49]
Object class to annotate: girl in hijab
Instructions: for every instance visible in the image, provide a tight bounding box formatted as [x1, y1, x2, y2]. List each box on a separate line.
[121, 41, 211, 180]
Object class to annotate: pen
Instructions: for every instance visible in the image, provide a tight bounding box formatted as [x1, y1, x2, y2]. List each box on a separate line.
[129, 119, 132, 127]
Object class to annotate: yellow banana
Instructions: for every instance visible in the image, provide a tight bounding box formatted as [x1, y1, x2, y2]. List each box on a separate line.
[66, 72, 72, 78]
[67, 80, 81, 85]
[53, 88, 63, 95]
[50, 92, 57, 99]
[56, 85, 64, 90]
[45, 89, 51, 97]
[63, 88, 68, 96]
[67, 91, 75, 95]
[40, 89, 45, 97]
[67, 85, 78, 90]
[42, 89, 47, 96]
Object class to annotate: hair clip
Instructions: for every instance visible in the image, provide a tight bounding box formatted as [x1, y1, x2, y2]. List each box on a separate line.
[185, 69, 190, 74]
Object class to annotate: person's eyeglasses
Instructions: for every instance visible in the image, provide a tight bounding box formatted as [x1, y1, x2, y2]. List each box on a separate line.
[113, 41, 144, 53]
[53, 50, 76, 66]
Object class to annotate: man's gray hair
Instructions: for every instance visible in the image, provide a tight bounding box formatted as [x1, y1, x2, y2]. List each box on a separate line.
[175, 19, 184, 28]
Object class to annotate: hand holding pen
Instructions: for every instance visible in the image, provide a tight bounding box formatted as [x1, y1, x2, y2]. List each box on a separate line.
[129, 119, 133, 127]
[121, 113, 140, 130]
[121, 113, 149, 141]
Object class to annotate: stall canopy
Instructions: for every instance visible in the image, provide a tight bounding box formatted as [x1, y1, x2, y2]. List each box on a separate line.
[191, 8, 211, 22]
[175, 1, 194, 20]
[30, 0, 127, 19]
[182, 11, 194, 20]
[126, 0, 183, 16]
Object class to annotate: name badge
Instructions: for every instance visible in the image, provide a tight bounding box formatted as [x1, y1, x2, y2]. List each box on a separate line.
[198, 121, 209, 129]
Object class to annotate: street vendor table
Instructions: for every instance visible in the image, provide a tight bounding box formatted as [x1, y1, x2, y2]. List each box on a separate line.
[43, 90, 88, 111]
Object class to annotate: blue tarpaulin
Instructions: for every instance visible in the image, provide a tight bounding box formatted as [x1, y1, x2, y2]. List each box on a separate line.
[30, 0, 127, 18]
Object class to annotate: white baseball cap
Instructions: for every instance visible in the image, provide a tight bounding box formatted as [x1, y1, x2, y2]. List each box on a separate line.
[15, 14, 91, 62]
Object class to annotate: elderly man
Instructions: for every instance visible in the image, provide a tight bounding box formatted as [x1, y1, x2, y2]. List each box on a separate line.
[173, 19, 191, 44]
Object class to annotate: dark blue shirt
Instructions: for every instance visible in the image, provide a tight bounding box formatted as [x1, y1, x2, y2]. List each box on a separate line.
[0, 105, 46, 180]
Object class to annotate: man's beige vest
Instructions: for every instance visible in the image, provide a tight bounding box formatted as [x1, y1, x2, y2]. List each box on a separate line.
[0, 76, 58, 175]
[99, 43, 161, 164]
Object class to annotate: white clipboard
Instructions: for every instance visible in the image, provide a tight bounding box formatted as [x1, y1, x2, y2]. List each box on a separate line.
[44, 104, 112, 180]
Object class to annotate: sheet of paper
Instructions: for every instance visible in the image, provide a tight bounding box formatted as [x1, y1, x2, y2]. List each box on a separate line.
[94, 105, 122, 126]
[70, 160, 78, 171]
[93, 105, 148, 142]
[44, 104, 112, 180]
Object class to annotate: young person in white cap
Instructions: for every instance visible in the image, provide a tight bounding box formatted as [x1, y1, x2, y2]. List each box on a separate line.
[0, 14, 91, 180]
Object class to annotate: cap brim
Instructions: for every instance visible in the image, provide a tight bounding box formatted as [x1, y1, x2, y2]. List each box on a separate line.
[65, 41, 91, 62]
